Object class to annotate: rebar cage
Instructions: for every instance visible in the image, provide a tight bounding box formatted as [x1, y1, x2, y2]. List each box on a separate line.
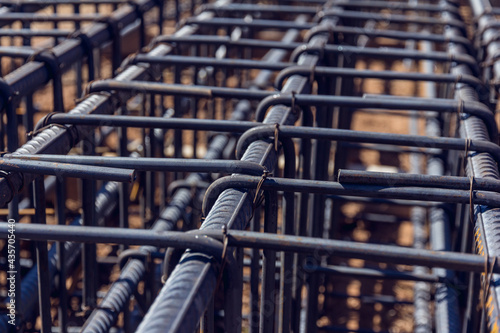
[1, 0, 500, 332]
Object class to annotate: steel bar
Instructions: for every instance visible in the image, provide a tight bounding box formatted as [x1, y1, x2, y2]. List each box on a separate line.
[155, 30, 471, 50]
[321, 9, 465, 29]
[124, 54, 295, 70]
[0, 13, 105, 23]
[201, 175, 500, 216]
[136, 10, 318, 333]
[0, 0, 137, 5]
[255, 95, 497, 139]
[39, 113, 259, 132]
[0, 0, 165, 330]
[235, 125, 500, 164]
[82, 7, 306, 333]
[199, 3, 321, 15]
[0, 0, 160, 113]
[121, 56, 485, 94]
[322, 0, 460, 13]
[420, 27, 460, 332]
[1, 0, 499, 331]
[0, 223, 224, 257]
[33, 176, 51, 333]
[443, 1, 500, 331]
[0, 158, 135, 181]
[0, 46, 36, 58]
[185, 13, 466, 30]
[5, 223, 500, 274]
[274, 65, 485, 92]
[85, 80, 274, 100]
[0, 5, 170, 208]
[5, 155, 267, 176]
[406, 19, 433, 330]
[159, 31, 478, 69]
[337, 169, 500, 193]
[290, 44, 479, 71]
[0, 28, 72, 37]
[304, 265, 452, 284]
[0, 181, 120, 330]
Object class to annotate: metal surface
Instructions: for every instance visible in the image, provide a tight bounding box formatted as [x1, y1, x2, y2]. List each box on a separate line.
[0, 0, 499, 332]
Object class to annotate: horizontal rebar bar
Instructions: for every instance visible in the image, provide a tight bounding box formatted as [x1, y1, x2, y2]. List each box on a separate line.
[38, 113, 258, 132]
[0, 158, 135, 181]
[4, 155, 267, 176]
[236, 125, 500, 164]
[202, 175, 500, 216]
[3, 223, 500, 274]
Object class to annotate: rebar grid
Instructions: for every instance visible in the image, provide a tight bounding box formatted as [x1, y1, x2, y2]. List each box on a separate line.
[0, 0, 500, 332]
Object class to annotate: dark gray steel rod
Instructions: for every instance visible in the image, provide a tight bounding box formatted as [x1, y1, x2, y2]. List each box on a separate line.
[446, 1, 498, 330]
[128, 54, 295, 70]
[274, 65, 485, 92]
[323, 0, 460, 13]
[201, 175, 500, 217]
[0, 46, 36, 58]
[236, 125, 500, 164]
[0, 0, 158, 329]
[291, 44, 478, 70]
[337, 169, 500, 193]
[0, 28, 72, 37]
[321, 9, 465, 29]
[199, 1, 457, 14]
[185, 16, 316, 30]
[4, 155, 267, 176]
[38, 113, 258, 132]
[0, 0, 132, 4]
[155, 29, 470, 50]
[0, 0, 169, 208]
[121, 57, 488, 92]
[420, 19, 459, 331]
[0, 158, 135, 182]
[306, 265, 448, 284]
[3, 223, 500, 274]
[86, 80, 273, 100]
[0, 181, 120, 330]
[33, 177, 51, 332]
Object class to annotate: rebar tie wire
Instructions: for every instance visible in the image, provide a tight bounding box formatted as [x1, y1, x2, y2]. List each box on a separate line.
[253, 170, 271, 211]
[274, 123, 280, 152]
[463, 136, 471, 173]
[27, 112, 70, 141]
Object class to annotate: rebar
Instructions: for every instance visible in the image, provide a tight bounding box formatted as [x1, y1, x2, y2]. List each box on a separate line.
[1, 0, 500, 332]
